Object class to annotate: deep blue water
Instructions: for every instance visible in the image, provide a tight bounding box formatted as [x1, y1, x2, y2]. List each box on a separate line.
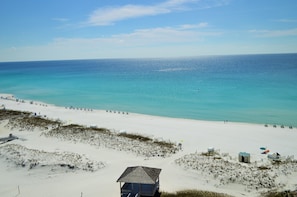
[1, 54, 297, 126]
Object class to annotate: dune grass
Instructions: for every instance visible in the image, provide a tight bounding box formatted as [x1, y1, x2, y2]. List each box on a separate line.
[262, 190, 297, 197]
[118, 132, 176, 149]
[160, 190, 234, 197]
[160, 189, 297, 197]
[118, 132, 152, 142]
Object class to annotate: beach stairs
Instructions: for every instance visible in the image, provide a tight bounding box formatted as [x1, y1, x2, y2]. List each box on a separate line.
[122, 193, 139, 197]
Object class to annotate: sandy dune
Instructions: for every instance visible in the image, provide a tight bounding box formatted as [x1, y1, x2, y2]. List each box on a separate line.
[1, 94, 297, 197]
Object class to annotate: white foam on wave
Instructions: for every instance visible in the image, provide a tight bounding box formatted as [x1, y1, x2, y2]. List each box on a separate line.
[157, 67, 193, 72]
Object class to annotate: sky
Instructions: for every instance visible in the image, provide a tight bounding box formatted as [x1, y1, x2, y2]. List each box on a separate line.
[0, 0, 297, 61]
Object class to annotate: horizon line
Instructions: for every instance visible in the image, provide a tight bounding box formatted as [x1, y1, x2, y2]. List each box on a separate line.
[1, 52, 297, 63]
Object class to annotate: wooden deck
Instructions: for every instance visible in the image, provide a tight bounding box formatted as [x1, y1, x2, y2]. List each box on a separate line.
[121, 182, 160, 197]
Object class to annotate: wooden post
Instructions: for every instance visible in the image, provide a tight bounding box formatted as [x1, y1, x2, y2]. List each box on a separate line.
[157, 176, 160, 195]
[119, 182, 122, 196]
[18, 185, 20, 195]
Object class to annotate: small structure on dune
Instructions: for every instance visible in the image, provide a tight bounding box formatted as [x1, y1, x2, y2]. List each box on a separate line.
[207, 147, 215, 156]
[268, 152, 281, 162]
[117, 166, 161, 197]
[0, 133, 18, 144]
[238, 152, 250, 163]
[0, 104, 5, 110]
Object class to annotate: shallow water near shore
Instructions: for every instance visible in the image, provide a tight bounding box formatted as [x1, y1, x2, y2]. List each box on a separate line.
[1, 54, 297, 126]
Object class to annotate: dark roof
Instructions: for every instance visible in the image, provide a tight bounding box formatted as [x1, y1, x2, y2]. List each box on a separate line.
[239, 152, 250, 156]
[117, 166, 161, 184]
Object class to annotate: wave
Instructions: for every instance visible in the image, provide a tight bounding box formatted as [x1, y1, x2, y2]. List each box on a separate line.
[156, 67, 193, 72]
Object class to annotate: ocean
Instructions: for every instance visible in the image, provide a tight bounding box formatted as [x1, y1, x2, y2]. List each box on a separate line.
[1, 54, 297, 126]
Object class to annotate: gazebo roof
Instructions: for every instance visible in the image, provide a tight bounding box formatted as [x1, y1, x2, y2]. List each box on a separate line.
[117, 166, 161, 184]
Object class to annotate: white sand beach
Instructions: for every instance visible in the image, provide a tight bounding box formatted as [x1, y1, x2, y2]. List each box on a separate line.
[0, 93, 297, 197]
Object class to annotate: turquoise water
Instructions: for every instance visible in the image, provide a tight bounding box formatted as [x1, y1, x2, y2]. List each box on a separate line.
[0, 54, 297, 126]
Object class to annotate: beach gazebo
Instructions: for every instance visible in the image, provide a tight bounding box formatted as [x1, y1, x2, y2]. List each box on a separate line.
[117, 166, 161, 197]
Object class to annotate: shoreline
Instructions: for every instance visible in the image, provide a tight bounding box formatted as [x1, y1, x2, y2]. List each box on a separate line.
[1, 93, 297, 197]
[1, 93, 293, 129]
